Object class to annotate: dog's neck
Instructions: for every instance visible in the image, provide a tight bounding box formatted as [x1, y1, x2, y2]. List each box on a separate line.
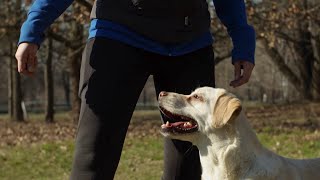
[195, 111, 263, 180]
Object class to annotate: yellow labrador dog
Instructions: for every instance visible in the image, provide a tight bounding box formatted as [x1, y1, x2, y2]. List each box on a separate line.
[158, 87, 320, 180]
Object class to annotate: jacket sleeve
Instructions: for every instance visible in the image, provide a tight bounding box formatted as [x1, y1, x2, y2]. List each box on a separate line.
[212, 0, 256, 64]
[18, 0, 74, 46]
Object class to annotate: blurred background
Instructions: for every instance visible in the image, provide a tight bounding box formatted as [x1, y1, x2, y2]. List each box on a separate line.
[0, 0, 319, 179]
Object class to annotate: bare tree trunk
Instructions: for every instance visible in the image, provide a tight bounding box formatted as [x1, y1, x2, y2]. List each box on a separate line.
[8, 43, 13, 118]
[69, 21, 83, 122]
[309, 21, 320, 101]
[62, 71, 71, 106]
[7, 0, 24, 122]
[12, 43, 24, 122]
[44, 37, 54, 123]
[295, 28, 314, 100]
[69, 49, 81, 122]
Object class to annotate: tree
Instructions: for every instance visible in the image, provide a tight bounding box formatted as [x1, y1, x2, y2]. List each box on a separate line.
[249, 0, 320, 101]
[44, 37, 54, 123]
[1, 0, 26, 121]
[48, 1, 91, 121]
[68, 21, 83, 122]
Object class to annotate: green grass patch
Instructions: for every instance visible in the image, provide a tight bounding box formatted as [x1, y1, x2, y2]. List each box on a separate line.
[0, 136, 164, 180]
[258, 130, 320, 159]
[0, 130, 319, 180]
[115, 136, 164, 180]
[0, 141, 74, 180]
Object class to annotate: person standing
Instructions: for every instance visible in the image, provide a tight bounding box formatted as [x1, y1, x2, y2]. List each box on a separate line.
[15, 0, 255, 179]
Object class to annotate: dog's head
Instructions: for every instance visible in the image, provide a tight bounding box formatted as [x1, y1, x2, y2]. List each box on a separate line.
[158, 87, 242, 143]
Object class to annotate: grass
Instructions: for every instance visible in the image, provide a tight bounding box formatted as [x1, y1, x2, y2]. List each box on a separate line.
[0, 107, 319, 180]
[0, 137, 164, 180]
[115, 136, 163, 180]
[0, 141, 74, 180]
[1, 130, 320, 180]
[258, 129, 320, 159]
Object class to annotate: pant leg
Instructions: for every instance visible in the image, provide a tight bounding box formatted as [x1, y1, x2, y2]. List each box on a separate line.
[152, 46, 215, 180]
[70, 38, 150, 180]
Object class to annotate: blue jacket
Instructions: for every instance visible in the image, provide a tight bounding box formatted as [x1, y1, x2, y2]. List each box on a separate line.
[19, 0, 255, 63]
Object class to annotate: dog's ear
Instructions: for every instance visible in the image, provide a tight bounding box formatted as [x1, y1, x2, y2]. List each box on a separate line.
[213, 94, 242, 128]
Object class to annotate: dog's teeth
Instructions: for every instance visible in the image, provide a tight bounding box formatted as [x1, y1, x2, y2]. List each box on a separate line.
[166, 121, 170, 126]
[183, 122, 192, 127]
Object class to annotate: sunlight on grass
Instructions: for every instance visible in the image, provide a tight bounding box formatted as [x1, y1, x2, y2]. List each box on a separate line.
[0, 141, 74, 180]
[258, 130, 320, 159]
[115, 136, 164, 180]
[0, 130, 319, 180]
[0, 137, 164, 180]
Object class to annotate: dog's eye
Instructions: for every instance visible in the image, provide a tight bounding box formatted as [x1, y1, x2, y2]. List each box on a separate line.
[188, 94, 204, 102]
[193, 94, 201, 100]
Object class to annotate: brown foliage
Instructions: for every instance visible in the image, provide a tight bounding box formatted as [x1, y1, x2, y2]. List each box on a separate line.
[249, 0, 320, 100]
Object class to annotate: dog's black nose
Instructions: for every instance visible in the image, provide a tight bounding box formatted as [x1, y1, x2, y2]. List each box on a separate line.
[159, 91, 168, 97]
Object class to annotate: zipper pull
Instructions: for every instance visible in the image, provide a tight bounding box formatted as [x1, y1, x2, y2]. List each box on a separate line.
[184, 16, 189, 26]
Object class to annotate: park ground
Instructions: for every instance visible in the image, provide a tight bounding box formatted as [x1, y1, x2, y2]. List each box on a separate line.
[0, 103, 320, 180]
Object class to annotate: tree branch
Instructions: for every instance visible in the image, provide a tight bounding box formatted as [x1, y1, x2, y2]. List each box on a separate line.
[47, 31, 82, 49]
[215, 53, 231, 65]
[260, 38, 303, 93]
[75, 0, 93, 12]
[275, 31, 308, 44]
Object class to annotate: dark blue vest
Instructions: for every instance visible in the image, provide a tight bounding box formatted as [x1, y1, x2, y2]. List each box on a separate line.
[90, 0, 211, 43]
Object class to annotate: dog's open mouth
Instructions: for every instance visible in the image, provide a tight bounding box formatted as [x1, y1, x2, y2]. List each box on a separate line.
[159, 106, 198, 134]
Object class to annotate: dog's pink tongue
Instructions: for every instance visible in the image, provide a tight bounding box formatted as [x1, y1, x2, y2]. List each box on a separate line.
[161, 122, 185, 128]
[171, 122, 185, 127]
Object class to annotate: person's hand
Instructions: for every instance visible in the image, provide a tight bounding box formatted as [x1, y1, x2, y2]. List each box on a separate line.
[230, 60, 254, 88]
[15, 42, 38, 76]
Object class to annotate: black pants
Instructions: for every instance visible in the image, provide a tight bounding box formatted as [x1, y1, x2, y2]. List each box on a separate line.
[70, 38, 215, 180]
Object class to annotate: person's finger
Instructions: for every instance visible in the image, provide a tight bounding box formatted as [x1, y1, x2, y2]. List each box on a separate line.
[234, 62, 241, 80]
[23, 55, 33, 76]
[230, 62, 242, 87]
[242, 66, 253, 82]
[34, 56, 38, 71]
[230, 76, 243, 87]
[234, 76, 248, 87]
[30, 56, 38, 76]
[17, 55, 28, 74]
[15, 43, 38, 75]
[15, 46, 30, 74]
[27, 54, 36, 73]
[232, 62, 254, 87]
